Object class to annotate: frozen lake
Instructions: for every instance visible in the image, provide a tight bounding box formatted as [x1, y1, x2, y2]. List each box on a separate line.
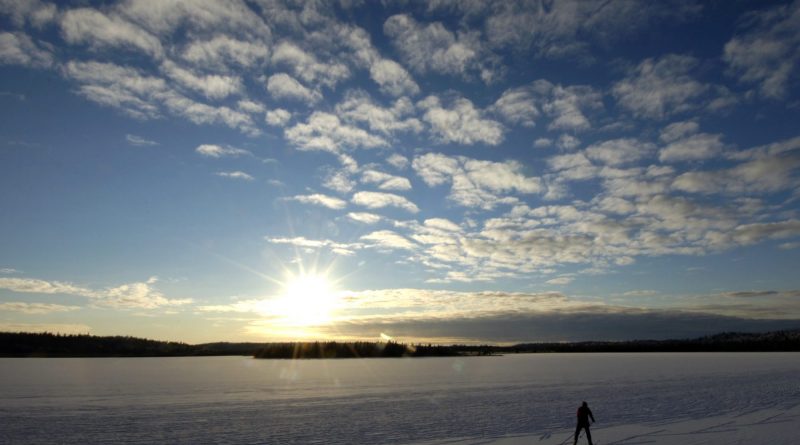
[1, 353, 799, 444]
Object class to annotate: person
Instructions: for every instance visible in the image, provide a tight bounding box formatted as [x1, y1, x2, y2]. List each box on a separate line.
[573, 401, 595, 445]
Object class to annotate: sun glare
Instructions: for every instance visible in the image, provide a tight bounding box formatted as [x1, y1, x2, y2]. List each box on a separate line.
[271, 273, 340, 327]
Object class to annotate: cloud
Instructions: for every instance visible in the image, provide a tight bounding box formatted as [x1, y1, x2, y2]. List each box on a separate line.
[360, 170, 412, 191]
[265, 236, 360, 256]
[612, 54, 710, 119]
[335, 91, 422, 136]
[0, 0, 57, 28]
[546, 276, 574, 285]
[490, 86, 539, 127]
[0, 323, 91, 335]
[383, 14, 485, 80]
[322, 169, 355, 193]
[659, 132, 725, 163]
[351, 191, 419, 213]
[672, 136, 800, 194]
[0, 302, 81, 314]
[62, 60, 258, 134]
[195, 144, 251, 158]
[413, 152, 542, 209]
[532, 80, 603, 132]
[585, 138, 656, 166]
[424, 218, 461, 232]
[271, 40, 350, 88]
[0, 32, 53, 68]
[181, 34, 270, 70]
[386, 154, 409, 169]
[285, 194, 347, 210]
[60, 7, 164, 58]
[723, 1, 800, 99]
[118, 0, 271, 38]
[161, 60, 243, 100]
[125, 134, 158, 146]
[360, 230, 416, 250]
[418, 95, 504, 145]
[480, 0, 702, 61]
[284, 112, 387, 153]
[215, 171, 254, 181]
[369, 58, 420, 97]
[0, 276, 191, 309]
[265, 109, 292, 127]
[266, 73, 321, 104]
[347, 212, 382, 224]
[237, 99, 265, 114]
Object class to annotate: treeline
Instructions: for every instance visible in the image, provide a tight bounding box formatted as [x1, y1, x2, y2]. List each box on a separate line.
[506, 329, 800, 353]
[0, 332, 264, 357]
[2, 329, 800, 358]
[252, 341, 464, 359]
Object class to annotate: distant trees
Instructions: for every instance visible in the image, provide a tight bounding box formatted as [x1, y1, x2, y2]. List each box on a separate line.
[252, 341, 461, 359]
[2, 329, 799, 358]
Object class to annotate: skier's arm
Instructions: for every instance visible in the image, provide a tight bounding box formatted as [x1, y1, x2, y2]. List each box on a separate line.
[588, 408, 595, 423]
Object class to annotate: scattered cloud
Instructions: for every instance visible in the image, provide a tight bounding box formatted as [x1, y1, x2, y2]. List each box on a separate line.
[266, 73, 321, 104]
[215, 171, 254, 181]
[125, 134, 158, 146]
[285, 193, 347, 210]
[418, 95, 504, 145]
[0, 302, 81, 314]
[195, 144, 251, 158]
[351, 191, 419, 213]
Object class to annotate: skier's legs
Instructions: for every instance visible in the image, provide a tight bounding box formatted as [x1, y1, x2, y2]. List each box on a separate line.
[585, 426, 593, 445]
[573, 424, 582, 445]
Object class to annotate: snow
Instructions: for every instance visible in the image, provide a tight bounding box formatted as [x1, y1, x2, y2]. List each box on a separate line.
[1, 353, 799, 444]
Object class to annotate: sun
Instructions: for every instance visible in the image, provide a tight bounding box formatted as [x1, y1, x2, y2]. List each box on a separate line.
[270, 272, 340, 327]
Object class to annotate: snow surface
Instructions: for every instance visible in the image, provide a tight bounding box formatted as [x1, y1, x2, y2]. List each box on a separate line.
[1, 353, 798, 444]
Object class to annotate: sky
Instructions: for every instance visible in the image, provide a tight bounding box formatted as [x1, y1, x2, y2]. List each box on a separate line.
[1, 0, 800, 344]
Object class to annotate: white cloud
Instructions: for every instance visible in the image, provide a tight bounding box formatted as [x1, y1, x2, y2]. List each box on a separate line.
[182, 34, 270, 70]
[723, 1, 800, 99]
[361, 170, 412, 191]
[266, 73, 321, 104]
[161, 60, 242, 100]
[195, 144, 251, 158]
[0, 323, 91, 335]
[418, 95, 504, 146]
[383, 14, 484, 80]
[215, 171, 254, 181]
[336, 91, 422, 136]
[125, 134, 158, 146]
[413, 152, 542, 209]
[0, 0, 57, 28]
[118, 0, 271, 38]
[265, 108, 292, 127]
[556, 134, 581, 150]
[351, 191, 419, 213]
[585, 138, 656, 166]
[0, 276, 191, 309]
[0, 32, 53, 68]
[271, 40, 350, 88]
[284, 111, 387, 153]
[660, 132, 725, 163]
[490, 86, 539, 127]
[360, 230, 416, 250]
[531, 80, 602, 132]
[613, 54, 709, 119]
[0, 302, 81, 314]
[237, 99, 265, 114]
[369, 58, 420, 97]
[60, 8, 163, 58]
[534, 138, 553, 148]
[424, 218, 461, 232]
[546, 276, 574, 285]
[660, 120, 700, 143]
[322, 169, 355, 193]
[265, 236, 360, 255]
[286, 194, 347, 210]
[347, 212, 382, 224]
[386, 153, 409, 169]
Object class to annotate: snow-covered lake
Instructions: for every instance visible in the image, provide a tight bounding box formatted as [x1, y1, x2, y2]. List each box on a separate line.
[1, 353, 799, 444]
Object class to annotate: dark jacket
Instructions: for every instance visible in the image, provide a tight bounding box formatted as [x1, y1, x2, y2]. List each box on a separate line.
[577, 406, 595, 425]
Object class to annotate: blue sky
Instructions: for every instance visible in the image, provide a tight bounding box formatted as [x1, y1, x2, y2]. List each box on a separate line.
[1, 0, 800, 343]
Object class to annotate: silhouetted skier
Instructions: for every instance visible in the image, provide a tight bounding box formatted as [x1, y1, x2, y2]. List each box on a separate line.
[573, 401, 595, 445]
